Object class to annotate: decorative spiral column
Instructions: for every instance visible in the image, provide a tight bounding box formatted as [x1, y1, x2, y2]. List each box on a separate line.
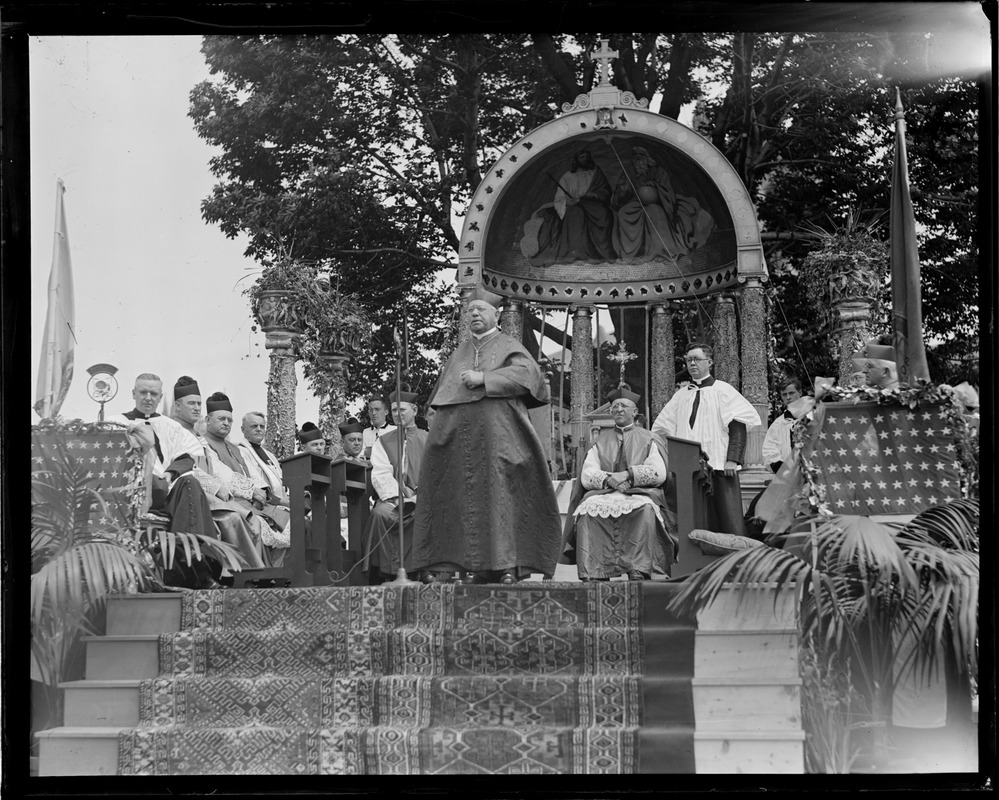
[256, 289, 306, 459]
[650, 303, 675, 416]
[712, 293, 739, 387]
[500, 299, 524, 343]
[316, 355, 350, 457]
[570, 306, 594, 450]
[738, 277, 769, 472]
[264, 331, 300, 459]
[457, 286, 475, 346]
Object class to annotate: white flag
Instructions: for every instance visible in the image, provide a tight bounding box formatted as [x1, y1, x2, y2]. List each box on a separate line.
[34, 179, 76, 419]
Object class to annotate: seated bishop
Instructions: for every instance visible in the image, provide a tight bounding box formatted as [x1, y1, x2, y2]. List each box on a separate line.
[360, 389, 427, 584]
[561, 385, 677, 581]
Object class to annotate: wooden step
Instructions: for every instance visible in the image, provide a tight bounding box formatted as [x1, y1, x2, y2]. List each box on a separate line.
[34, 727, 122, 776]
[694, 729, 806, 774]
[61, 680, 142, 727]
[692, 677, 802, 732]
[84, 635, 160, 679]
[106, 592, 183, 635]
[694, 630, 799, 680]
[695, 584, 798, 631]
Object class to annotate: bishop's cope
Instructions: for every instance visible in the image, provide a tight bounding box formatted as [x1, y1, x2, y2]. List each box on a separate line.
[411, 288, 562, 585]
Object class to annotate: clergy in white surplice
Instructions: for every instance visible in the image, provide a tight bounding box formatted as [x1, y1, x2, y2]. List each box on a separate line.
[361, 390, 426, 583]
[237, 410, 292, 560]
[166, 377, 271, 570]
[561, 387, 676, 581]
[362, 396, 396, 460]
[651, 342, 760, 536]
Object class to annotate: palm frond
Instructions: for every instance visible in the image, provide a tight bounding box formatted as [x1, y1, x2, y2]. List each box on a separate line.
[136, 528, 247, 572]
[898, 498, 979, 552]
[31, 542, 149, 627]
[667, 545, 811, 619]
[812, 515, 919, 594]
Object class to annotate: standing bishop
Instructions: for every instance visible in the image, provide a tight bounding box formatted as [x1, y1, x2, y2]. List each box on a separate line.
[412, 288, 562, 585]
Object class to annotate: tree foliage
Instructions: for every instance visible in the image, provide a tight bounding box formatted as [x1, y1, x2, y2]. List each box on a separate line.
[189, 30, 981, 410]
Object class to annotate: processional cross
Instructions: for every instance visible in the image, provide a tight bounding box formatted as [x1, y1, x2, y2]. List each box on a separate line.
[590, 38, 619, 87]
[607, 340, 638, 388]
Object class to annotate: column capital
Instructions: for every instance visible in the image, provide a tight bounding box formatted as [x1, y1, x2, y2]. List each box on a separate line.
[651, 302, 671, 315]
[264, 331, 301, 354]
[573, 305, 592, 319]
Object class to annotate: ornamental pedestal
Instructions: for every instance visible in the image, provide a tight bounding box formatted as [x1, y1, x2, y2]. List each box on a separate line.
[826, 251, 881, 384]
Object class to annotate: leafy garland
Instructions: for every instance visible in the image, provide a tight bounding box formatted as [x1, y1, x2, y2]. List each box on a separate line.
[791, 381, 978, 517]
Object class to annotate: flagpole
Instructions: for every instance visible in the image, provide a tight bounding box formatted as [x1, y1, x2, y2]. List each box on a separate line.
[890, 88, 931, 385]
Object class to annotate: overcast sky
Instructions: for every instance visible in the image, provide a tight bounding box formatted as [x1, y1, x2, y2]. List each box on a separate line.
[29, 35, 327, 431]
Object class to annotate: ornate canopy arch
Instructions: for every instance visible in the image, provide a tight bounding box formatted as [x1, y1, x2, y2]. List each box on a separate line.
[458, 76, 767, 305]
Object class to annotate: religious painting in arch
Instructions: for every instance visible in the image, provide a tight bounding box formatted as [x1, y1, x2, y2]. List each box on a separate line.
[484, 133, 737, 289]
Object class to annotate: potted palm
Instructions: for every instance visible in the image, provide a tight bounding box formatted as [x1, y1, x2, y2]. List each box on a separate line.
[669, 501, 978, 772]
[31, 423, 243, 742]
[667, 373, 979, 778]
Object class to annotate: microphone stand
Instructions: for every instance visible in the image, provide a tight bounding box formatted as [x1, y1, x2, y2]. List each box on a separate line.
[388, 325, 416, 586]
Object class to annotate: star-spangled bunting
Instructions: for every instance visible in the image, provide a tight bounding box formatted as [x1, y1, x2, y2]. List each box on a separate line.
[31, 428, 140, 526]
[808, 401, 961, 515]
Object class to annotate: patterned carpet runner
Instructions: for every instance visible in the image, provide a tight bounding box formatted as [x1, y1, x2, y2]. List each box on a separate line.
[117, 582, 696, 774]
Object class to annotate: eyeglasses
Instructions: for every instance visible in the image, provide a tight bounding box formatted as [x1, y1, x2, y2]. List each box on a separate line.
[684, 356, 709, 364]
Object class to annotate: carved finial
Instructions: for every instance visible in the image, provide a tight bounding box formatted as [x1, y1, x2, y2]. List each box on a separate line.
[590, 38, 619, 87]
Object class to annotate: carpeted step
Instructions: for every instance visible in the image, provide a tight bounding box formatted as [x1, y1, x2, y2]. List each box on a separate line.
[112, 581, 697, 774]
[135, 674, 694, 729]
[118, 724, 655, 775]
[177, 582, 694, 633]
[157, 624, 691, 678]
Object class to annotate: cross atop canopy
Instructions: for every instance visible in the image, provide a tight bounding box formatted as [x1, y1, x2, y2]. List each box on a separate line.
[590, 38, 619, 87]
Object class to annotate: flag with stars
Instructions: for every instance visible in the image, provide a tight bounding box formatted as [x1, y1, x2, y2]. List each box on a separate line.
[31, 428, 139, 527]
[807, 402, 962, 515]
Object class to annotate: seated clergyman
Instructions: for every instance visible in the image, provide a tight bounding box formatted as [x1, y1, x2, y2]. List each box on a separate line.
[338, 418, 366, 460]
[165, 378, 271, 571]
[111, 373, 224, 588]
[853, 340, 899, 390]
[561, 386, 677, 581]
[298, 422, 326, 455]
[360, 390, 427, 584]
